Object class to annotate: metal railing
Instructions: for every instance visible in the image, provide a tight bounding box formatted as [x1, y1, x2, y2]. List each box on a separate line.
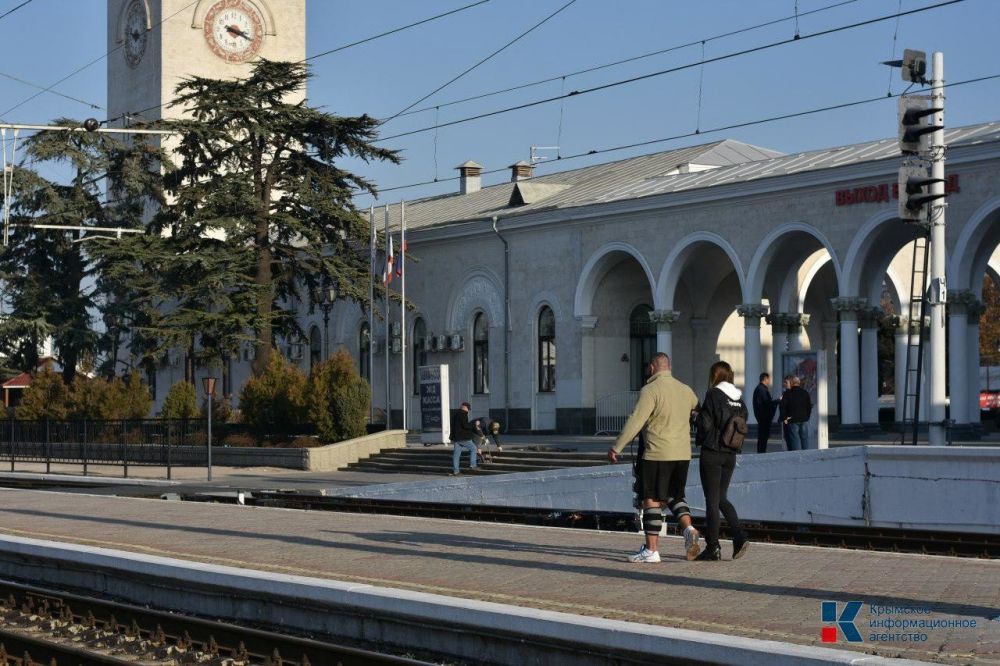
[594, 391, 639, 435]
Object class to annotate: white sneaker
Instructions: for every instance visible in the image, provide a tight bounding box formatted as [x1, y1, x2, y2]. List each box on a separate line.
[684, 527, 701, 561]
[627, 545, 661, 563]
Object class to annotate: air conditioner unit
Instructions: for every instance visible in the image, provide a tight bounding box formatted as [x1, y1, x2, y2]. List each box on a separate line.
[372, 340, 384, 355]
[289, 343, 304, 360]
[449, 334, 465, 352]
[433, 335, 446, 352]
[391, 338, 402, 354]
[391, 322, 402, 336]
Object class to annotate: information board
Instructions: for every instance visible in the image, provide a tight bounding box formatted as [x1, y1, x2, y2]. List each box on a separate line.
[781, 350, 829, 449]
[419, 364, 450, 445]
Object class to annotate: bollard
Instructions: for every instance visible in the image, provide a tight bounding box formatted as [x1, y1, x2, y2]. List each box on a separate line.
[166, 421, 172, 481]
[82, 419, 88, 477]
[122, 419, 128, 478]
[7, 418, 12, 473]
[45, 419, 50, 474]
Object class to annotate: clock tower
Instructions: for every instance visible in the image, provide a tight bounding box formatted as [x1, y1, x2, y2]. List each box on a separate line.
[107, 0, 306, 127]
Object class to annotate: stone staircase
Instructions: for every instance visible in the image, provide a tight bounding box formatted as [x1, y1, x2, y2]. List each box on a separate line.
[346, 446, 636, 476]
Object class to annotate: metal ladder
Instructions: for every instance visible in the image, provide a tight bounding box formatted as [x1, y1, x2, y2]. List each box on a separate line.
[899, 232, 931, 445]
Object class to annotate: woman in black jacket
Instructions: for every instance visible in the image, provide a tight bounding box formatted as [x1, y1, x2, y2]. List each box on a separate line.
[694, 361, 750, 561]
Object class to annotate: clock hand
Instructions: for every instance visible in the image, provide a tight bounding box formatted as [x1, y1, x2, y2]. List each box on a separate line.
[225, 24, 251, 40]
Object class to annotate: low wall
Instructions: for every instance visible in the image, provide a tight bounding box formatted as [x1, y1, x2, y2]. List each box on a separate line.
[305, 430, 407, 471]
[337, 445, 1000, 535]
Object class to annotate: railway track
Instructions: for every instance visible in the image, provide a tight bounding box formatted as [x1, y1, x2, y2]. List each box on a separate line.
[209, 491, 1000, 559]
[0, 579, 433, 666]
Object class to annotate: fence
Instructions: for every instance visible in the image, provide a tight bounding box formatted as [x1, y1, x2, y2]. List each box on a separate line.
[0, 419, 218, 478]
[594, 391, 640, 435]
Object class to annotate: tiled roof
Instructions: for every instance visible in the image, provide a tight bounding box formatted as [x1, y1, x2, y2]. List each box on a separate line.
[381, 123, 1000, 232]
[2, 372, 31, 389]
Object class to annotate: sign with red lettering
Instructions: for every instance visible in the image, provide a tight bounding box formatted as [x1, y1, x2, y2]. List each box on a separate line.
[834, 174, 959, 206]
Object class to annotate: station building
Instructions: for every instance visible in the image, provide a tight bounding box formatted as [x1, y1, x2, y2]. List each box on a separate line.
[309, 123, 1000, 436]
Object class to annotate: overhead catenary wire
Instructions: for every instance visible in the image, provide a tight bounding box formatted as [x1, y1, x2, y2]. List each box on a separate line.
[371, 71, 1000, 196]
[0, 0, 33, 23]
[0, 71, 102, 110]
[380, 0, 579, 124]
[374, 0, 967, 143]
[0, 0, 201, 121]
[393, 0, 860, 119]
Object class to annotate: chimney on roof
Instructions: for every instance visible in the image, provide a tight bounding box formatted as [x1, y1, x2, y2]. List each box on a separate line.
[509, 160, 534, 182]
[456, 160, 483, 194]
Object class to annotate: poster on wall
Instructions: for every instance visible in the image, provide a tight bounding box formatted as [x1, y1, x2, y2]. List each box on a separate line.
[781, 350, 829, 450]
[419, 364, 450, 445]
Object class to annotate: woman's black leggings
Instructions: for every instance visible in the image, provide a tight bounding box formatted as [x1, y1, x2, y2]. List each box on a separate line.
[698, 447, 744, 549]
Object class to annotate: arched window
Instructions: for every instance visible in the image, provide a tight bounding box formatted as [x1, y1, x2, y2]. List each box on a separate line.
[359, 322, 370, 381]
[538, 306, 555, 392]
[473, 312, 489, 394]
[629, 304, 656, 391]
[309, 326, 322, 372]
[413, 317, 426, 395]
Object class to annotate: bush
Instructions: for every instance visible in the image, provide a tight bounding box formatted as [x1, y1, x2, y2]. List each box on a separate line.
[221, 433, 258, 448]
[15, 369, 71, 420]
[160, 381, 199, 420]
[201, 393, 234, 423]
[307, 349, 370, 443]
[286, 435, 319, 448]
[69, 374, 153, 420]
[239, 352, 308, 437]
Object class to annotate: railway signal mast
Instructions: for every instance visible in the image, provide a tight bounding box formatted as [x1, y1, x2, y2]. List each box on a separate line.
[887, 50, 949, 446]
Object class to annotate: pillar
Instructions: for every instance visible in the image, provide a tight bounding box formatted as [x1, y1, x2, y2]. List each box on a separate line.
[737, 304, 769, 424]
[822, 321, 840, 418]
[649, 310, 681, 360]
[830, 297, 867, 434]
[967, 301, 985, 432]
[859, 307, 882, 430]
[766, 312, 788, 387]
[690, 317, 714, 395]
[894, 318, 908, 426]
[577, 315, 598, 408]
[947, 290, 975, 438]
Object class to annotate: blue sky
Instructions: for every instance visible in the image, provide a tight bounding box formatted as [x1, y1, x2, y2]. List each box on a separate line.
[1, 0, 998, 207]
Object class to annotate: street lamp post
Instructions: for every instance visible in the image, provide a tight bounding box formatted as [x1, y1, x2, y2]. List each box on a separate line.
[319, 284, 337, 359]
[203, 376, 216, 482]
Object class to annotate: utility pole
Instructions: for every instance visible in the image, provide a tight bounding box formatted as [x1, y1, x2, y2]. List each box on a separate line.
[927, 52, 948, 446]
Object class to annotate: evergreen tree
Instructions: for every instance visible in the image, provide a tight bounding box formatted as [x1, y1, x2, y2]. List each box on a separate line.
[151, 60, 397, 374]
[0, 120, 164, 383]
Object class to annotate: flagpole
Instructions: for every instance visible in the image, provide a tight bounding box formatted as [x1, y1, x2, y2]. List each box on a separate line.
[400, 200, 407, 431]
[384, 205, 391, 428]
[368, 205, 375, 425]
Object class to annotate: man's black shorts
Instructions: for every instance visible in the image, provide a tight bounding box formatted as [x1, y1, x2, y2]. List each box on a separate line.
[637, 459, 690, 502]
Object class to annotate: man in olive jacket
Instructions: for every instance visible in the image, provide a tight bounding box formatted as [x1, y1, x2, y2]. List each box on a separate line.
[608, 352, 701, 562]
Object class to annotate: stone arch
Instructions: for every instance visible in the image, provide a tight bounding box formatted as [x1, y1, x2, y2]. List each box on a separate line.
[952, 196, 1000, 294]
[447, 269, 504, 332]
[842, 209, 922, 298]
[745, 222, 842, 306]
[115, 0, 153, 42]
[574, 242, 655, 318]
[530, 290, 564, 322]
[191, 0, 278, 34]
[655, 231, 747, 310]
[791, 251, 833, 314]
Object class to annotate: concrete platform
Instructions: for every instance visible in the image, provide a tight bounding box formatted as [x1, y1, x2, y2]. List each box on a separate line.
[0, 488, 994, 664]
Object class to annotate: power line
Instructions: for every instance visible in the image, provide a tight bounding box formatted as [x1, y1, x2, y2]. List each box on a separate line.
[0, 0, 33, 22]
[381, 0, 579, 124]
[371, 71, 1000, 196]
[304, 0, 490, 62]
[375, 0, 967, 143]
[0, 0, 200, 121]
[394, 0, 860, 119]
[0, 71, 102, 110]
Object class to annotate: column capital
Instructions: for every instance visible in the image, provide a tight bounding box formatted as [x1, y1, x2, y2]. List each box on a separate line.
[967, 300, 987, 324]
[947, 289, 978, 316]
[858, 306, 884, 328]
[648, 309, 681, 329]
[830, 297, 869, 320]
[576, 315, 598, 330]
[784, 312, 811, 330]
[736, 303, 769, 327]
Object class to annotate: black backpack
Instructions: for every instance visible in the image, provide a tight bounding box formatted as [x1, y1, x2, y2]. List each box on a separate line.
[719, 401, 749, 452]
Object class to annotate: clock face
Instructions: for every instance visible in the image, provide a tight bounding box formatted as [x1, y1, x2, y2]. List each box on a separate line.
[203, 0, 264, 63]
[123, 0, 148, 69]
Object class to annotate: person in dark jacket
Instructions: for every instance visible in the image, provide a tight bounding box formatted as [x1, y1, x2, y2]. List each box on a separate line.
[752, 373, 779, 454]
[450, 402, 480, 475]
[780, 376, 813, 450]
[694, 361, 750, 561]
[777, 375, 793, 449]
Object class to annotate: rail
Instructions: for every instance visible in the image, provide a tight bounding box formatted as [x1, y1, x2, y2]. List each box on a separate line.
[594, 390, 639, 435]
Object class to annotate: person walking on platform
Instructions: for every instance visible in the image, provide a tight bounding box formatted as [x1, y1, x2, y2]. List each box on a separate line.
[694, 361, 750, 562]
[450, 402, 480, 475]
[607, 353, 702, 562]
[752, 372, 779, 454]
[780, 376, 813, 451]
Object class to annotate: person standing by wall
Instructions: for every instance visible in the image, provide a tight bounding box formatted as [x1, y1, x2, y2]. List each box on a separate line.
[778, 375, 793, 450]
[752, 373, 779, 454]
[780, 376, 813, 451]
[450, 402, 480, 475]
[608, 353, 702, 562]
[694, 361, 750, 561]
